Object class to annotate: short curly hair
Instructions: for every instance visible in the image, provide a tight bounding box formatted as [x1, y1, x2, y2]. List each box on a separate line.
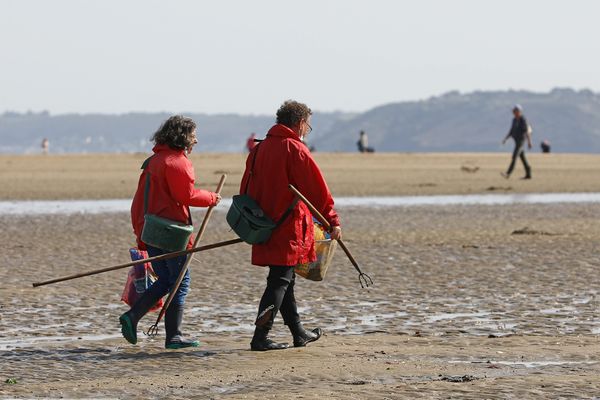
[276, 100, 312, 128]
[151, 115, 196, 150]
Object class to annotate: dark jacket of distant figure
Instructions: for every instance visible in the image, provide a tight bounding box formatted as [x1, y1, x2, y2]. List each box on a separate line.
[239, 124, 340, 267]
[131, 144, 218, 250]
[509, 116, 529, 142]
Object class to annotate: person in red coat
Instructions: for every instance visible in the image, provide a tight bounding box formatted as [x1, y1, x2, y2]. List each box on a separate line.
[240, 100, 342, 351]
[246, 132, 257, 152]
[121, 115, 221, 349]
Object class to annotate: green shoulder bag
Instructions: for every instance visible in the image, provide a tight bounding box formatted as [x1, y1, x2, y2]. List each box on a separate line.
[226, 141, 296, 244]
[139, 156, 194, 252]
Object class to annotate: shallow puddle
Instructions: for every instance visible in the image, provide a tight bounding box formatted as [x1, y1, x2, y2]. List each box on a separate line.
[3, 192, 600, 215]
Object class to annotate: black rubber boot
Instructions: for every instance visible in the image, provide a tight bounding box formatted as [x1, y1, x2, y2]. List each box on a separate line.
[164, 304, 199, 349]
[289, 322, 322, 347]
[119, 290, 161, 345]
[250, 327, 289, 351]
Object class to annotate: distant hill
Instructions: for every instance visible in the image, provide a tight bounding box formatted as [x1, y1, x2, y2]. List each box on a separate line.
[0, 111, 350, 154]
[314, 88, 600, 153]
[2, 88, 600, 154]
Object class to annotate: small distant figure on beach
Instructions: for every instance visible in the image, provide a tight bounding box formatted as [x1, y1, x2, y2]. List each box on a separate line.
[541, 139, 551, 153]
[357, 130, 375, 153]
[41, 138, 49, 155]
[246, 133, 257, 152]
[501, 104, 532, 180]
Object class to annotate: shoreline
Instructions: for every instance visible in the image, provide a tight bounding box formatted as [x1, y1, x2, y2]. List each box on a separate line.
[3, 192, 600, 216]
[1, 152, 600, 200]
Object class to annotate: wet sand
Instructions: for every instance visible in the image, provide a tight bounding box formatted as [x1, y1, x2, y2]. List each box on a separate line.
[2, 199, 600, 398]
[1, 152, 600, 199]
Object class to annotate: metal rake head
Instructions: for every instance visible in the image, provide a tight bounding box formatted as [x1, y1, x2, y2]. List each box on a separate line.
[358, 272, 374, 289]
[144, 323, 159, 337]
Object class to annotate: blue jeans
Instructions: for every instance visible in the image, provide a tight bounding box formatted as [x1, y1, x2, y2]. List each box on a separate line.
[145, 245, 190, 306]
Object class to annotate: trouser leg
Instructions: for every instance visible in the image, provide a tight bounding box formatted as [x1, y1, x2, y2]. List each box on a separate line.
[279, 272, 300, 327]
[146, 246, 197, 348]
[255, 266, 295, 329]
[506, 141, 523, 175]
[276, 269, 323, 347]
[520, 150, 532, 177]
[145, 246, 186, 302]
[251, 266, 295, 351]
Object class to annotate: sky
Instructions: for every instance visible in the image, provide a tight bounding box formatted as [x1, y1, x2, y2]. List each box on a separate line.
[1, 0, 599, 115]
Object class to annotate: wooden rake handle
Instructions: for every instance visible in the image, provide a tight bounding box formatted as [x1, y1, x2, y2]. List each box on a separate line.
[151, 174, 227, 328]
[288, 184, 332, 231]
[32, 238, 243, 288]
[288, 184, 373, 288]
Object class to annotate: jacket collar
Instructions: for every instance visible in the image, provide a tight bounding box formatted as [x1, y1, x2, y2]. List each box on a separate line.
[267, 124, 302, 143]
[152, 143, 187, 156]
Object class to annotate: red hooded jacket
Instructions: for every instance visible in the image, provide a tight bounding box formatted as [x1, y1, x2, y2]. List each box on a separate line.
[131, 144, 218, 250]
[239, 124, 340, 267]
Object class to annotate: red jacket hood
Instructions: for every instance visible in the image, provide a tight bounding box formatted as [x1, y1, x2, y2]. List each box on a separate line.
[267, 124, 302, 141]
[152, 143, 187, 156]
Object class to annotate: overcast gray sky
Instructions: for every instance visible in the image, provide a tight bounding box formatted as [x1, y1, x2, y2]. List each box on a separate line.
[1, 0, 599, 115]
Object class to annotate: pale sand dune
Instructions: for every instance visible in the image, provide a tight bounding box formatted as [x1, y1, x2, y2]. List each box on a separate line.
[1, 153, 600, 398]
[1, 152, 600, 199]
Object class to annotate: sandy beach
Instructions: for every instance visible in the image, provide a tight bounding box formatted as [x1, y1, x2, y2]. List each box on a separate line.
[1, 152, 600, 199]
[1, 153, 600, 398]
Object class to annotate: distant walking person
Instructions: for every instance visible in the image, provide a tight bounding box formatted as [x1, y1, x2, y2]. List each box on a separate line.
[357, 130, 374, 153]
[41, 138, 49, 155]
[501, 105, 532, 179]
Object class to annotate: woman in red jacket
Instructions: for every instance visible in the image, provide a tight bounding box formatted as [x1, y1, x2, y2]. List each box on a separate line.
[120, 115, 220, 349]
[240, 100, 342, 351]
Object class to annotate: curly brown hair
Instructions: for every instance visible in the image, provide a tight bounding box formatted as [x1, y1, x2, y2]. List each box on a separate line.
[151, 115, 196, 150]
[276, 100, 312, 128]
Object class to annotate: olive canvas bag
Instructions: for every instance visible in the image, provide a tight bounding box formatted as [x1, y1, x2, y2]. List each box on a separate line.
[227, 141, 296, 244]
[139, 156, 194, 252]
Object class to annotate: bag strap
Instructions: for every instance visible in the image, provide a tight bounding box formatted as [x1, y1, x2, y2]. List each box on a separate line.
[142, 156, 154, 216]
[141, 155, 192, 225]
[243, 136, 297, 228]
[275, 196, 299, 227]
[244, 139, 263, 194]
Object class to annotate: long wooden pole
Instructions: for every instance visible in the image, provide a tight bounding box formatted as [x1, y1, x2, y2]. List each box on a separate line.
[34, 175, 235, 290]
[32, 238, 243, 288]
[288, 184, 372, 287]
[289, 185, 333, 231]
[149, 174, 227, 329]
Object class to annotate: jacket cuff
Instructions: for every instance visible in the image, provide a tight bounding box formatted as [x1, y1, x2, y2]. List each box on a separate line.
[328, 217, 341, 228]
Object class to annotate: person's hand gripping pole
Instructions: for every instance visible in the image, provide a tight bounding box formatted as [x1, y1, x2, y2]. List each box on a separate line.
[288, 184, 373, 288]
